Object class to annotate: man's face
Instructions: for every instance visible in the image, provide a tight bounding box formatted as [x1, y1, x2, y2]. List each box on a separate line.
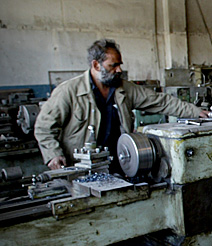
[98, 48, 123, 87]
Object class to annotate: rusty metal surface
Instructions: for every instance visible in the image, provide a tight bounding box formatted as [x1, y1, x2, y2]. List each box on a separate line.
[50, 182, 149, 220]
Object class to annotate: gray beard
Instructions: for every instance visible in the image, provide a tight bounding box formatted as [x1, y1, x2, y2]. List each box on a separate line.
[98, 65, 122, 87]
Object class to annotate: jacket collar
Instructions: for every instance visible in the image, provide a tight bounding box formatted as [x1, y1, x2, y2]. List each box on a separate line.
[76, 70, 126, 104]
[115, 81, 126, 104]
[76, 70, 91, 97]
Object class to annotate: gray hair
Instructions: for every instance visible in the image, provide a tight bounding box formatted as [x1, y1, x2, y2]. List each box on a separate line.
[87, 39, 121, 67]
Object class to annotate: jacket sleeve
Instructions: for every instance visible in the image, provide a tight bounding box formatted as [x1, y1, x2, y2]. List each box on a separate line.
[130, 83, 202, 118]
[34, 85, 71, 164]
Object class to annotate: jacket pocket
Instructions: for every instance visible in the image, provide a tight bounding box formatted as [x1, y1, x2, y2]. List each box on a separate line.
[70, 103, 89, 135]
[73, 103, 87, 122]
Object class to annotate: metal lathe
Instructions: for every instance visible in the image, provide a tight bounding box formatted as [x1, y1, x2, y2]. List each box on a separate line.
[1, 120, 212, 245]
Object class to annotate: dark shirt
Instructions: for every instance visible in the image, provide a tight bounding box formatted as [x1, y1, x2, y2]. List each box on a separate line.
[89, 72, 123, 174]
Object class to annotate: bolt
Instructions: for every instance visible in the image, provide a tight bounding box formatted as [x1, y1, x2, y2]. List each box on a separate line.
[186, 148, 194, 157]
[104, 147, 108, 151]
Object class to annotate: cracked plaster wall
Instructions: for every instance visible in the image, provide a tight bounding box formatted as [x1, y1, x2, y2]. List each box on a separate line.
[0, 0, 212, 87]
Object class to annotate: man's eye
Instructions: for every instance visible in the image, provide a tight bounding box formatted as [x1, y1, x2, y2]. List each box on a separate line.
[111, 64, 121, 68]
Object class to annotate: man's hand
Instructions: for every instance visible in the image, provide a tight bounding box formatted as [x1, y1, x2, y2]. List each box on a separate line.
[199, 110, 210, 118]
[47, 156, 67, 170]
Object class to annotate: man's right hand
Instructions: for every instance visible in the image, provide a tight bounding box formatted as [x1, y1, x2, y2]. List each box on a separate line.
[47, 156, 67, 170]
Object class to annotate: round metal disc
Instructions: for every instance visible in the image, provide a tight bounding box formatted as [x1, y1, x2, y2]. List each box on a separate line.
[117, 133, 154, 177]
[17, 105, 39, 134]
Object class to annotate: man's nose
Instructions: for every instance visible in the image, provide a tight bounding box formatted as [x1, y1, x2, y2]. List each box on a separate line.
[116, 66, 122, 73]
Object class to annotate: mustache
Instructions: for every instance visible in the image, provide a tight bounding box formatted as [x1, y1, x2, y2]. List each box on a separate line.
[101, 71, 122, 81]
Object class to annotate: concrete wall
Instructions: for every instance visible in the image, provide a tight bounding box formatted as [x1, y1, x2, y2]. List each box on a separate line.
[0, 0, 212, 88]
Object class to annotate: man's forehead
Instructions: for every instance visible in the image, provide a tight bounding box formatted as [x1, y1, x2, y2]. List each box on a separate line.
[106, 48, 121, 56]
[105, 48, 122, 62]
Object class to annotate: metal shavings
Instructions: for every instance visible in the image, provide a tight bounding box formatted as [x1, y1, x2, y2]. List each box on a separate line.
[75, 172, 114, 183]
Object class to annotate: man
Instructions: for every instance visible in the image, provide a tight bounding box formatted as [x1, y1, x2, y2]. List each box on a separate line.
[34, 39, 209, 174]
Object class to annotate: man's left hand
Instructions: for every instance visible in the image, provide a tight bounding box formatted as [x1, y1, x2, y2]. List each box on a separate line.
[199, 110, 210, 118]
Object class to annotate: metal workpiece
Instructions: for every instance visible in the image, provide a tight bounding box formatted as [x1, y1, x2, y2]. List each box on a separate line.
[116, 132, 169, 182]
[117, 132, 157, 178]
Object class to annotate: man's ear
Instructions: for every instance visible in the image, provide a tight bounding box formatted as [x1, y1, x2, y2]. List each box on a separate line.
[92, 60, 101, 71]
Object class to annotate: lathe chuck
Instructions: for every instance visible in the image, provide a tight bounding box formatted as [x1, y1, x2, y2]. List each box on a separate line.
[117, 133, 156, 177]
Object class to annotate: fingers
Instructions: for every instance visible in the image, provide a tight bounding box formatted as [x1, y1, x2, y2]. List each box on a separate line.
[199, 110, 210, 118]
[58, 156, 67, 167]
[47, 156, 67, 170]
